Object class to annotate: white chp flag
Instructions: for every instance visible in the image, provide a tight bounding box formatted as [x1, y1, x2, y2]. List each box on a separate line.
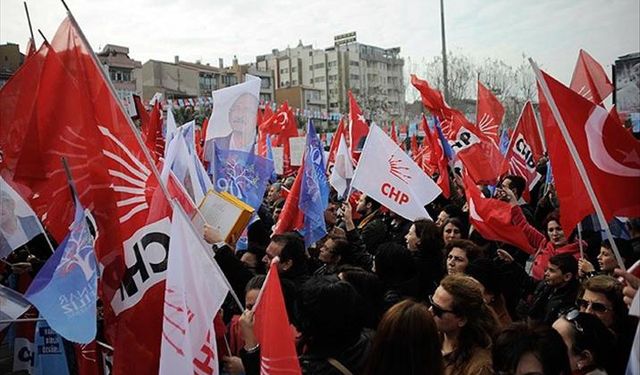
[159, 202, 230, 375]
[351, 125, 441, 221]
[0, 176, 45, 258]
[0, 284, 31, 332]
[207, 75, 261, 152]
[329, 134, 354, 199]
[165, 107, 179, 157]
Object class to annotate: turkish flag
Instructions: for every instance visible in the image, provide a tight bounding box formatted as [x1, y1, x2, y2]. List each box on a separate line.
[537, 68, 640, 233]
[500, 101, 543, 190]
[143, 101, 164, 162]
[261, 103, 298, 176]
[347, 91, 370, 162]
[254, 261, 302, 375]
[475, 81, 505, 148]
[463, 173, 534, 253]
[0, 18, 178, 374]
[273, 164, 305, 235]
[570, 49, 613, 106]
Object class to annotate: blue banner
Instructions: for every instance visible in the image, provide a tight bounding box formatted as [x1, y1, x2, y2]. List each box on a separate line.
[33, 319, 70, 375]
[25, 200, 98, 344]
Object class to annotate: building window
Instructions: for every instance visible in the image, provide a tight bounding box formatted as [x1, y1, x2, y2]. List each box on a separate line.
[313, 63, 325, 70]
[280, 68, 288, 74]
[349, 61, 359, 66]
[328, 61, 337, 67]
[292, 80, 297, 85]
[291, 67, 297, 72]
[328, 74, 337, 83]
[329, 89, 339, 96]
[261, 77, 271, 89]
[350, 74, 359, 80]
[313, 76, 325, 83]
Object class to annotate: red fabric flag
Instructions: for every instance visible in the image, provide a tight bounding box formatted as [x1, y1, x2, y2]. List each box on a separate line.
[463, 173, 534, 253]
[570, 49, 613, 105]
[475, 81, 505, 148]
[537, 68, 640, 233]
[500, 101, 543, 190]
[411, 74, 503, 184]
[143, 101, 163, 162]
[273, 165, 305, 235]
[132, 94, 150, 127]
[0, 18, 177, 375]
[326, 118, 346, 173]
[254, 261, 302, 375]
[422, 115, 450, 198]
[390, 120, 399, 145]
[75, 341, 102, 375]
[347, 91, 370, 162]
[410, 134, 419, 157]
[261, 103, 298, 176]
[608, 105, 625, 128]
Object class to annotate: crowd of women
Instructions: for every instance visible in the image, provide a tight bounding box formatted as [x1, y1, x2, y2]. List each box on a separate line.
[204, 171, 640, 375]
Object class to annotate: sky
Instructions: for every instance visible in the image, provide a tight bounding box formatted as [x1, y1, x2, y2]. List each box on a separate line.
[1, 0, 639, 92]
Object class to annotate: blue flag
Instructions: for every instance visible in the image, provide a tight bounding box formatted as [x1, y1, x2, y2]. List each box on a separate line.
[24, 200, 98, 344]
[299, 120, 330, 248]
[33, 319, 70, 375]
[433, 118, 455, 161]
[214, 147, 274, 210]
[499, 128, 510, 155]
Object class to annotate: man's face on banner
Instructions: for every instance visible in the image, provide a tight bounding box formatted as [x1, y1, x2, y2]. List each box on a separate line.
[228, 93, 258, 133]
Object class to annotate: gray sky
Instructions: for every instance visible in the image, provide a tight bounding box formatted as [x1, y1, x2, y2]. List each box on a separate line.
[1, 0, 639, 88]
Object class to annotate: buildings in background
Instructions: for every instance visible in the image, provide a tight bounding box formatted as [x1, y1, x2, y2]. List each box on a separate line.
[0, 43, 25, 88]
[140, 56, 275, 104]
[254, 32, 405, 124]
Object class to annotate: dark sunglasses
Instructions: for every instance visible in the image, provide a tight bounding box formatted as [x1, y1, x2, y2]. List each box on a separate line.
[564, 309, 584, 333]
[576, 298, 611, 313]
[428, 295, 455, 318]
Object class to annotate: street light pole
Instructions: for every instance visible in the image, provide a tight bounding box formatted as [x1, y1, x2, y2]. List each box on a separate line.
[440, 0, 449, 103]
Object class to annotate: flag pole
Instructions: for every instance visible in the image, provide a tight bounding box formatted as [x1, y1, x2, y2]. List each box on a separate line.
[59, 0, 173, 206]
[23, 2, 35, 44]
[530, 58, 626, 271]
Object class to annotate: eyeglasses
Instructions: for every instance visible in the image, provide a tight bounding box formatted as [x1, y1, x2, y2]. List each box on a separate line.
[576, 298, 611, 313]
[428, 295, 455, 318]
[564, 309, 584, 333]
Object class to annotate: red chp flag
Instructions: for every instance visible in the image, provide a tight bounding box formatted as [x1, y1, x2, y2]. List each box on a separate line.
[500, 101, 543, 190]
[475, 81, 505, 148]
[422, 115, 450, 198]
[411, 74, 504, 184]
[347, 91, 370, 162]
[570, 49, 613, 106]
[463, 173, 534, 253]
[536, 67, 640, 233]
[0, 18, 175, 375]
[390, 120, 400, 145]
[254, 261, 302, 375]
[143, 101, 164, 163]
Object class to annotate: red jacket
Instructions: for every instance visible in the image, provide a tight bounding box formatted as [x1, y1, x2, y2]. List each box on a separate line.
[511, 206, 582, 280]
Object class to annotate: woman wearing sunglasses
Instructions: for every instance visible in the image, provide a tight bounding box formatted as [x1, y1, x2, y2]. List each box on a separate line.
[429, 275, 499, 375]
[577, 275, 636, 374]
[552, 310, 616, 375]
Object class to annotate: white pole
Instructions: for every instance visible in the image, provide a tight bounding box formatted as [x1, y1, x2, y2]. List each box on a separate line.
[530, 58, 626, 271]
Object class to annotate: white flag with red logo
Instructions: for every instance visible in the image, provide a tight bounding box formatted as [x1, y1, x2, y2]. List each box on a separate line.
[159, 202, 230, 375]
[351, 126, 441, 221]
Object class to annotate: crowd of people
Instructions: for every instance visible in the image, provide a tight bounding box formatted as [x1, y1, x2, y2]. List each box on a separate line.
[2, 165, 639, 375]
[191, 169, 640, 375]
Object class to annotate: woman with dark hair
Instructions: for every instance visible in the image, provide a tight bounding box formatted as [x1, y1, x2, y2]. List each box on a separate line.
[338, 266, 385, 329]
[465, 258, 512, 328]
[405, 218, 445, 296]
[552, 310, 617, 374]
[364, 300, 444, 375]
[374, 242, 422, 310]
[442, 217, 467, 244]
[296, 276, 373, 374]
[493, 322, 571, 375]
[445, 239, 484, 276]
[430, 275, 499, 375]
